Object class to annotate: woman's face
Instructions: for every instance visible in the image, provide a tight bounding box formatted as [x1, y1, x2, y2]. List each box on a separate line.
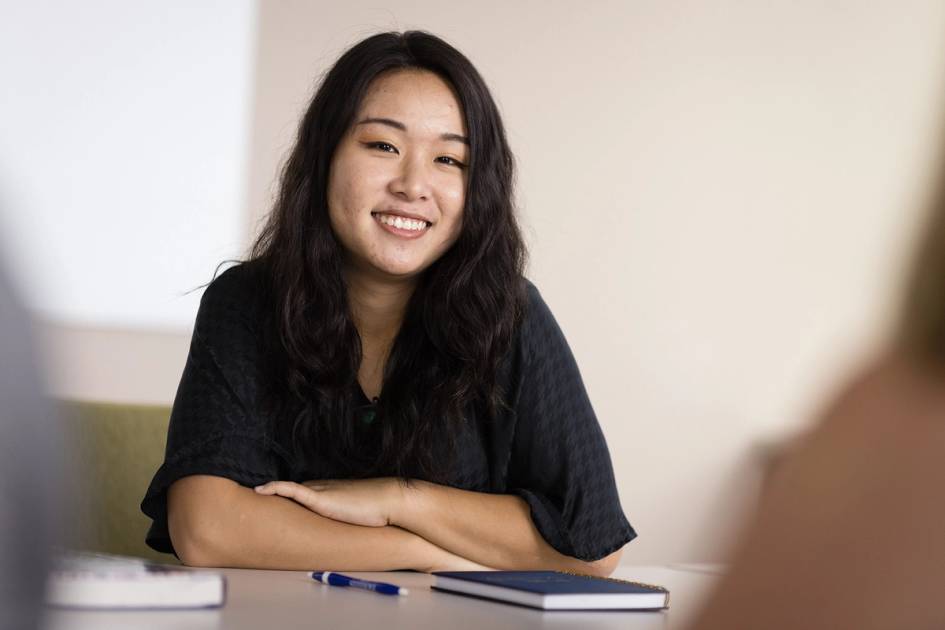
[327, 69, 468, 282]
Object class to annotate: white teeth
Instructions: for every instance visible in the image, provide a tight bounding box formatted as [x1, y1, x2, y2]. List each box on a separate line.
[377, 213, 428, 232]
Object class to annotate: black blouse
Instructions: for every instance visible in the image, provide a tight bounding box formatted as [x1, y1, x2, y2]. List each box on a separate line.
[141, 265, 635, 561]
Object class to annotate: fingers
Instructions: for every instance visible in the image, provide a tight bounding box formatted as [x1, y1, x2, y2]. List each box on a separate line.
[254, 481, 311, 503]
[256, 481, 329, 516]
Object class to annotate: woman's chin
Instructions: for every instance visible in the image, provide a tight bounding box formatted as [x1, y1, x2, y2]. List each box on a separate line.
[368, 258, 429, 281]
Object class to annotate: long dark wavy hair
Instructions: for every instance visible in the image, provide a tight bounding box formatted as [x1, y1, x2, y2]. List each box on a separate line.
[248, 31, 526, 482]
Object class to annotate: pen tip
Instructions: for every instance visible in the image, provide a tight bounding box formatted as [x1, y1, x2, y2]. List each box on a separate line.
[399, 588, 410, 596]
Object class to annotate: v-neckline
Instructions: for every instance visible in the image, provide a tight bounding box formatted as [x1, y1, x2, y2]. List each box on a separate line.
[354, 382, 373, 406]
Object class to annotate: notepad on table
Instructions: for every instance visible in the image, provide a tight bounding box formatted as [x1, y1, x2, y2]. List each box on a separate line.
[432, 570, 669, 611]
[46, 552, 226, 610]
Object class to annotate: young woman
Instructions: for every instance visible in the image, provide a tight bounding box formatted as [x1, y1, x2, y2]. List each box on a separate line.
[141, 31, 634, 575]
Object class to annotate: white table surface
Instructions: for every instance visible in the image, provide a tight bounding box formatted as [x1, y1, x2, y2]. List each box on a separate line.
[46, 565, 719, 630]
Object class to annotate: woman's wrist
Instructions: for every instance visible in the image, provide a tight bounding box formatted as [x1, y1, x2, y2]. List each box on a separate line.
[387, 478, 429, 530]
[404, 531, 493, 573]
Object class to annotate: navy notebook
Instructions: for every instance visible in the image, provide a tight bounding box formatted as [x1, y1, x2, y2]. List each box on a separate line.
[431, 571, 669, 611]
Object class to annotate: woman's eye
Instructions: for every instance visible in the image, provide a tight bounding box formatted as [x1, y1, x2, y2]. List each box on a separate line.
[435, 156, 466, 169]
[365, 141, 398, 154]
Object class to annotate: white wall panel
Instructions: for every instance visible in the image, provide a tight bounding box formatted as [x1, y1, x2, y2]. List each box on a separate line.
[0, 1, 256, 330]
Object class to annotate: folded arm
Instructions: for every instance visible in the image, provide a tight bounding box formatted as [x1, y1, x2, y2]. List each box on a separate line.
[167, 474, 489, 572]
[255, 478, 623, 576]
[394, 480, 623, 576]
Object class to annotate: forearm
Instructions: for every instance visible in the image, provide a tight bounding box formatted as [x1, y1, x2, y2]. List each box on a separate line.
[391, 481, 620, 575]
[168, 475, 484, 572]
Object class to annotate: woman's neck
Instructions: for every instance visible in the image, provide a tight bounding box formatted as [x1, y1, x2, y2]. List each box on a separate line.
[344, 266, 416, 399]
[345, 268, 416, 341]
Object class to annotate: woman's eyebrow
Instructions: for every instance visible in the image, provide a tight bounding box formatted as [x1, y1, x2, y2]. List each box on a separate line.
[357, 117, 469, 145]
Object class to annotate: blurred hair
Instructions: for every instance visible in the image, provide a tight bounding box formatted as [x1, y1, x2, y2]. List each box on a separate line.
[247, 31, 526, 482]
[901, 152, 945, 364]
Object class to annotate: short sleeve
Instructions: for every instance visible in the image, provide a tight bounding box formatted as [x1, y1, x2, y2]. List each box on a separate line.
[507, 283, 636, 561]
[140, 265, 286, 555]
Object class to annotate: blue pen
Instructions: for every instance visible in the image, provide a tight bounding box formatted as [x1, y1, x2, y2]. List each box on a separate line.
[311, 571, 409, 596]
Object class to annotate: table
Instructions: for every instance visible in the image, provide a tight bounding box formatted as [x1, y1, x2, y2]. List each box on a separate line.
[46, 565, 718, 630]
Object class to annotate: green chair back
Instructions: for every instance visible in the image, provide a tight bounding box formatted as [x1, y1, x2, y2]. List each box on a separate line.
[60, 401, 174, 563]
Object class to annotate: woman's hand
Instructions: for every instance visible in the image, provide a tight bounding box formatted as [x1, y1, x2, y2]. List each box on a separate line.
[254, 478, 403, 527]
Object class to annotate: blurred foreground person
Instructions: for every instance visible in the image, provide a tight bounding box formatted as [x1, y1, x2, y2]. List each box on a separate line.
[0, 261, 60, 630]
[688, 160, 945, 629]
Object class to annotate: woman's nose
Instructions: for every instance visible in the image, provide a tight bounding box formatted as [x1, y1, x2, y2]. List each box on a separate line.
[389, 155, 431, 201]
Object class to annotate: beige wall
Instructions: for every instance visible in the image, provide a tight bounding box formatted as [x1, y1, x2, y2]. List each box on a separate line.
[41, 1, 945, 563]
[39, 324, 190, 406]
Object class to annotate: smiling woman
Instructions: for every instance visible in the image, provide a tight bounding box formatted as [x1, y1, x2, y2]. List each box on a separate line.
[140, 31, 634, 575]
[327, 71, 467, 288]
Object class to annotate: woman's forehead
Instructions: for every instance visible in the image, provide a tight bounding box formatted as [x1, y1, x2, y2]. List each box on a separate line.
[356, 70, 467, 137]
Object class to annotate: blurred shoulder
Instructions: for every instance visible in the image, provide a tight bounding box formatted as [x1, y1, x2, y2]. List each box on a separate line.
[818, 354, 945, 446]
[780, 353, 945, 511]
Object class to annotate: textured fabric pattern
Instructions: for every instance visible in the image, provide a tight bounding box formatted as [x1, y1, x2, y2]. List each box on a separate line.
[141, 265, 636, 560]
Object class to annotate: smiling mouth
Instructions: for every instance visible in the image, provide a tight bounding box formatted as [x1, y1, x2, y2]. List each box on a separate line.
[371, 212, 432, 233]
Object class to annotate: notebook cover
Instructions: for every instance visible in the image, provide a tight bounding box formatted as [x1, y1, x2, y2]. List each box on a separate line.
[432, 571, 668, 596]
